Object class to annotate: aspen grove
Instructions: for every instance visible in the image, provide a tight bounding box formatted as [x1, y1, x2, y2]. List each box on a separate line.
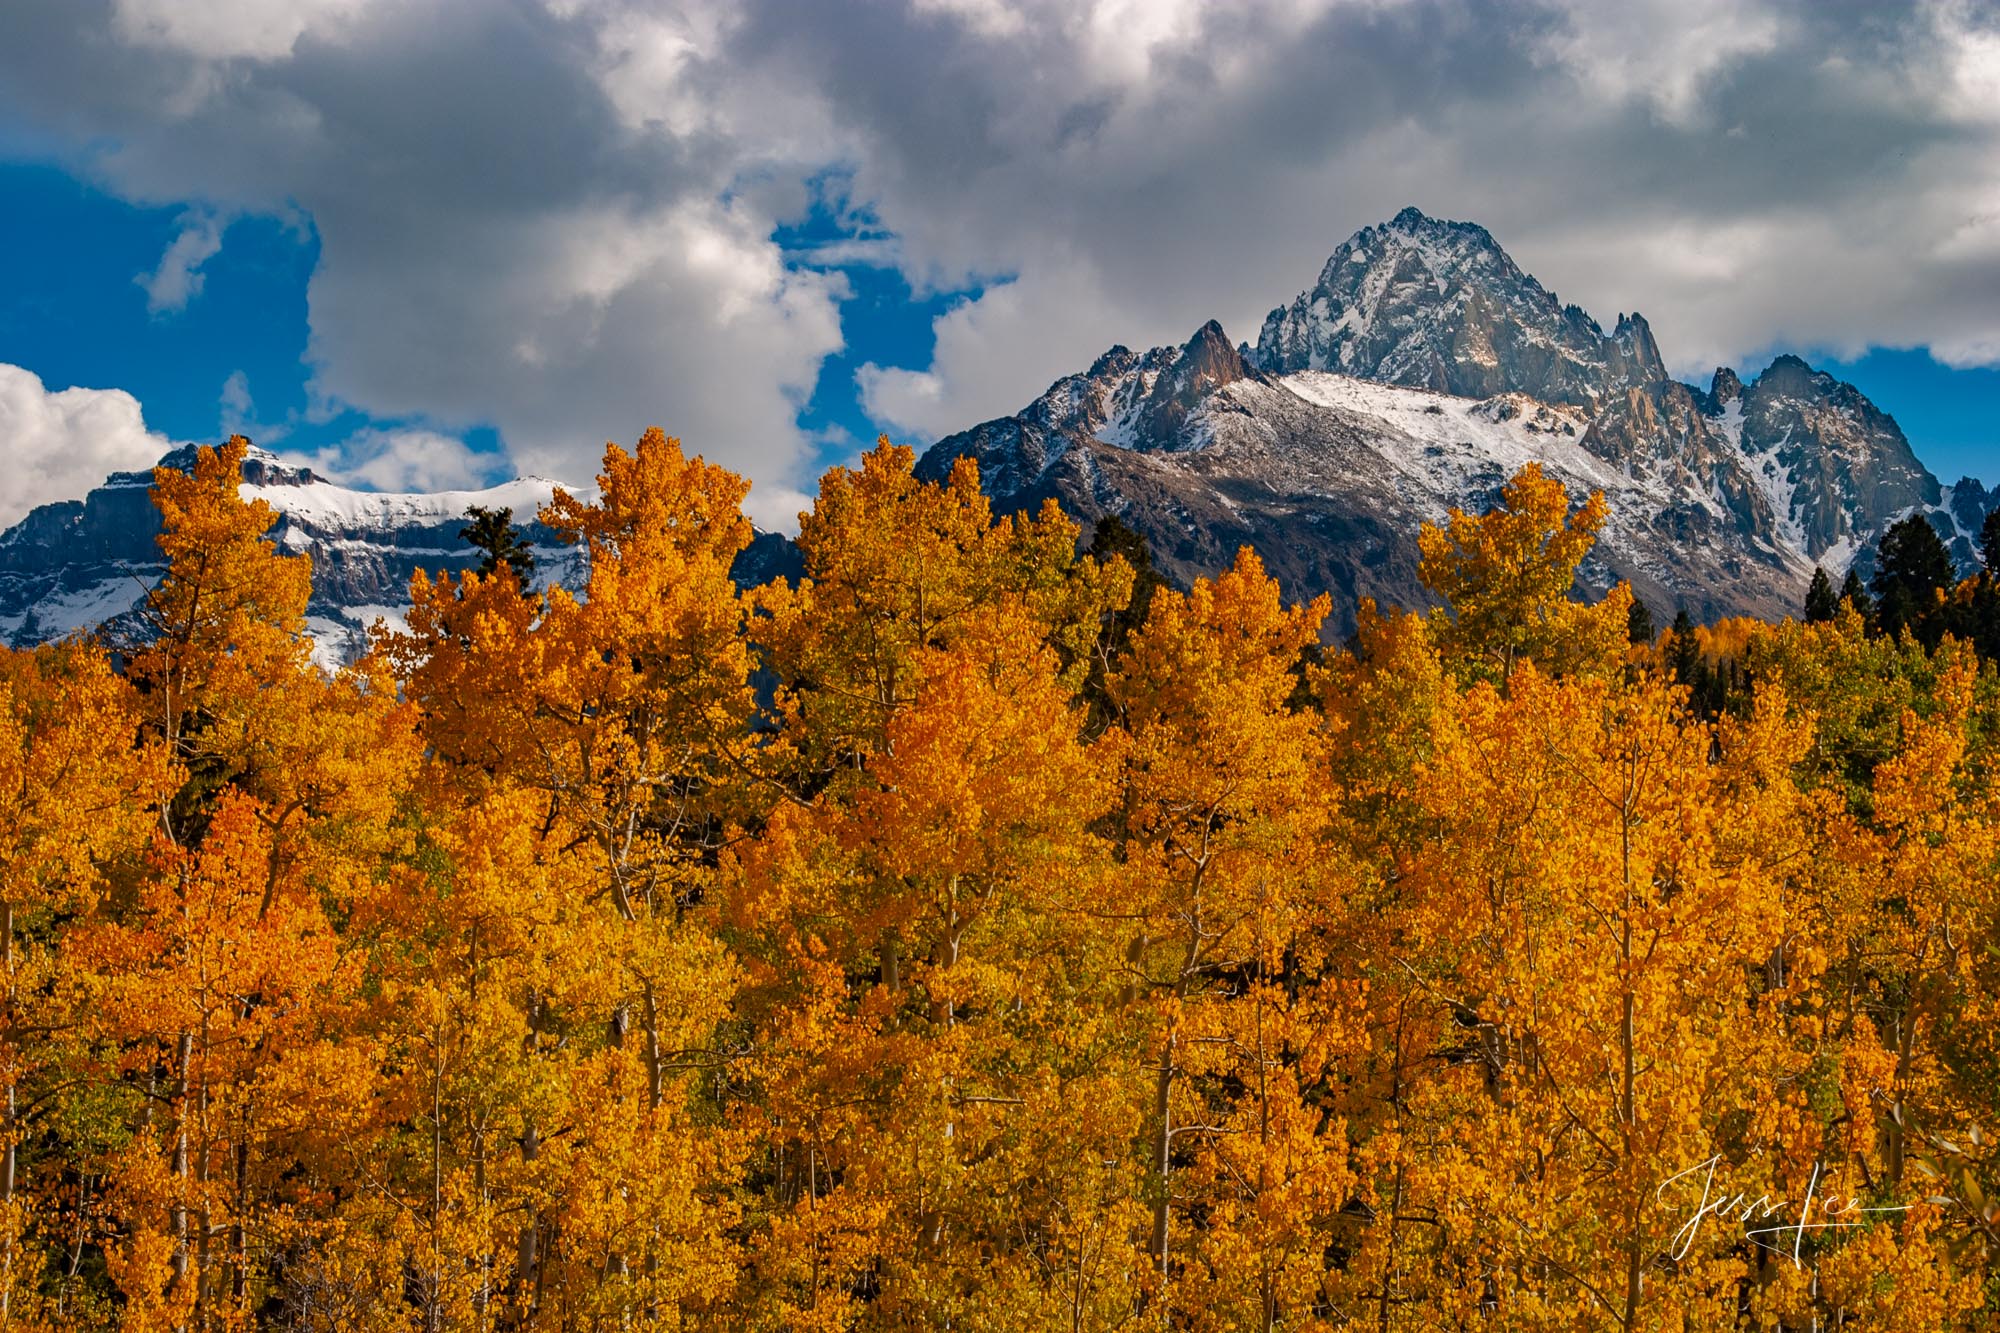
[2, 430, 1998, 1331]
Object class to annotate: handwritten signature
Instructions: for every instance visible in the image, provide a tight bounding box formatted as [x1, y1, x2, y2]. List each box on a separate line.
[1656, 1156, 1910, 1268]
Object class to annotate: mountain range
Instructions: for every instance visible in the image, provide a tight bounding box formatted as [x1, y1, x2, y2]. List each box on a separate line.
[2, 207, 1991, 654]
[918, 207, 1990, 635]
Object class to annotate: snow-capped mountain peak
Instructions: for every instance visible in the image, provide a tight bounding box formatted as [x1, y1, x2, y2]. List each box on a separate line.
[1253, 206, 1670, 410]
[2, 210, 1986, 655]
[0, 452, 583, 666]
[919, 209, 1979, 632]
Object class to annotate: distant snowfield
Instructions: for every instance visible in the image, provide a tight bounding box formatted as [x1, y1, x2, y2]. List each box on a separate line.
[1278, 372, 1611, 489]
[1269, 371, 1819, 586]
[1, 465, 590, 663]
[241, 475, 577, 533]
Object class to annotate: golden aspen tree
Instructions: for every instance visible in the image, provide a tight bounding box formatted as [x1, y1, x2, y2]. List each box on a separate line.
[129, 437, 313, 830]
[46, 438, 420, 1330]
[392, 428, 758, 1326]
[341, 782, 741, 1333]
[755, 440, 1125, 788]
[727, 442, 1133, 1330]
[1327, 468, 1837, 1328]
[1735, 649, 1997, 1329]
[1418, 462, 1632, 692]
[838, 607, 1129, 1327]
[132, 437, 416, 936]
[0, 644, 163, 1324]
[1357, 667, 1804, 1329]
[79, 792, 358, 1331]
[1103, 548, 1335, 1322]
[1310, 603, 1468, 1327]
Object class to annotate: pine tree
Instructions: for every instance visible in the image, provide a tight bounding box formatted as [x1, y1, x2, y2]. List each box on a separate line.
[1084, 515, 1169, 728]
[1805, 566, 1838, 623]
[1087, 514, 1167, 649]
[1841, 567, 1876, 632]
[1666, 608, 1701, 689]
[459, 504, 537, 585]
[1983, 506, 2000, 573]
[1872, 512, 1955, 643]
[1626, 596, 1655, 644]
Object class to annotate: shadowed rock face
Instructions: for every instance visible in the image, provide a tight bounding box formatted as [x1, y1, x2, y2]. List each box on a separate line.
[1725, 356, 1939, 563]
[921, 210, 1992, 636]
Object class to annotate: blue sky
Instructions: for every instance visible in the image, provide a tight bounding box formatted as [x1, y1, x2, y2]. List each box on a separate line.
[0, 159, 978, 486]
[1, 0, 1997, 532]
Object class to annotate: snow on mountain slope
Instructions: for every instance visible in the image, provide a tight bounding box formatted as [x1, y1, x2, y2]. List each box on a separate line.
[6, 207, 1990, 655]
[0, 445, 585, 664]
[925, 342, 1809, 631]
[0, 442, 807, 665]
[919, 208, 1981, 635]
[1268, 373, 1779, 588]
[243, 475, 569, 536]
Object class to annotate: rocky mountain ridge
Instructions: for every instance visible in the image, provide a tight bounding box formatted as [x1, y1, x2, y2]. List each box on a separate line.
[0, 444, 584, 665]
[919, 207, 1988, 633]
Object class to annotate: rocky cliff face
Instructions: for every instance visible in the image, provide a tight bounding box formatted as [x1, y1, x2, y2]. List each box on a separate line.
[922, 208, 1989, 635]
[1698, 355, 1941, 571]
[1251, 207, 1668, 407]
[0, 445, 810, 664]
[0, 445, 581, 664]
[919, 331, 1806, 632]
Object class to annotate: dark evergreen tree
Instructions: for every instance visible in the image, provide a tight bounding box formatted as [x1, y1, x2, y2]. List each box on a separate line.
[1626, 597, 1656, 645]
[1804, 567, 1838, 623]
[1661, 606, 1751, 719]
[1871, 513, 1954, 644]
[1083, 514, 1171, 730]
[460, 505, 537, 585]
[1971, 576, 2000, 662]
[1088, 515, 1167, 643]
[1666, 608, 1702, 691]
[1840, 568, 1875, 634]
[1983, 506, 2000, 573]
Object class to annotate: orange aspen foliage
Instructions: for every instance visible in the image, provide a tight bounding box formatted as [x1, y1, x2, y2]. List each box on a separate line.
[4, 443, 1998, 1330]
[130, 438, 314, 822]
[755, 439, 1128, 784]
[80, 793, 356, 1330]
[1104, 548, 1335, 1321]
[727, 443, 1136, 1327]
[0, 643, 163, 1323]
[1418, 460, 1633, 690]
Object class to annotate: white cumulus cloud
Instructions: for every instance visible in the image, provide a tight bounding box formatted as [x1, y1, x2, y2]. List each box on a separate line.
[139, 209, 227, 314]
[0, 363, 173, 527]
[282, 427, 499, 493]
[0, 0, 1995, 498]
[112, 0, 379, 62]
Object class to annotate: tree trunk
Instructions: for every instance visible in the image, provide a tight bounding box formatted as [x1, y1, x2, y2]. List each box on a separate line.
[514, 1123, 540, 1325]
[1, 899, 14, 1322]
[641, 982, 664, 1113]
[1148, 1032, 1177, 1278]
[231, 1139, 249, 1307]
[171, 1029, 193, 1328]
[1619, 811, 1642, 1331]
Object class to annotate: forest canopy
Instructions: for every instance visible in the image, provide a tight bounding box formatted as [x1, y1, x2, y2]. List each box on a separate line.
[2, 431, 1998, 1330]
